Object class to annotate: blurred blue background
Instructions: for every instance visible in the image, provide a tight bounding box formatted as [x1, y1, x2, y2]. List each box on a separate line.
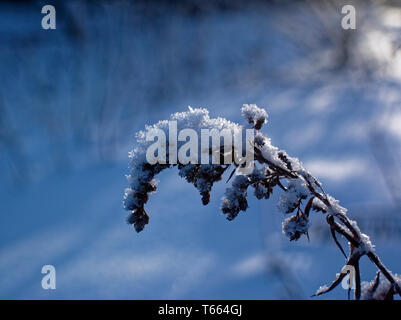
[1, 0, 401, 299]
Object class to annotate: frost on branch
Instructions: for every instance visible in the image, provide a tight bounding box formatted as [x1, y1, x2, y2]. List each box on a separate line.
[277, 179, 309, 214]
[282, 214, 310, 241]
[241, 104, 268, 130]
[361, 272, 401, 300]
[124, 104, 401, 300]
[221, 167, 270, 221]
[124, 106, 242, 231]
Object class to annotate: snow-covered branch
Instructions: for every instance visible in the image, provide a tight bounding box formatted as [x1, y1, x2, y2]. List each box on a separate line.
[123, 105, 401, 299]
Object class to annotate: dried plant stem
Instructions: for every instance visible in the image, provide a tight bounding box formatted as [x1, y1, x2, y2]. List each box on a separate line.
[126, 105, 400, 299]
[254, 148, 401, 299]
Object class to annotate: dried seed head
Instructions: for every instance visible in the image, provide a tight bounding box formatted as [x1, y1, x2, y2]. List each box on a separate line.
[241, 104, 268, 130]
[282, 214, 310, 241]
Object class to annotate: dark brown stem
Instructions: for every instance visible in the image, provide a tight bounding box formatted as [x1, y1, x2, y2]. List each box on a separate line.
[326, 215, 359, 247]
[354, 260, 361, 300]
[367, 252, 401, 296]
[254, 145, 401, 299]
